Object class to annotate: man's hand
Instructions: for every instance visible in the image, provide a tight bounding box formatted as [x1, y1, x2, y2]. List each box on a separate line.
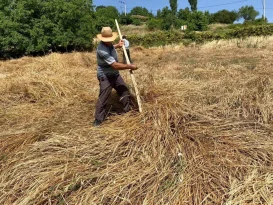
[130, 64, 138, 70]
[114, 40, 124, 49]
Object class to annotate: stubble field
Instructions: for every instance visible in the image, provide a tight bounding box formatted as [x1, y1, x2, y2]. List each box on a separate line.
[0, 37, 273, 204]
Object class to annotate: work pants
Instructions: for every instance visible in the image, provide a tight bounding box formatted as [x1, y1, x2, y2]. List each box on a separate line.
[95, 74, 130, 122]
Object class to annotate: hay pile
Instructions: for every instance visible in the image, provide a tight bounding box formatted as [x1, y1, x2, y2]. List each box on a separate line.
[0, 41, 273, 204]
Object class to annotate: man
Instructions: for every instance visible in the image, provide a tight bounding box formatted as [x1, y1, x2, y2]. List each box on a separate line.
[94, 27, 138, 126]
[122, 35, 133, 63]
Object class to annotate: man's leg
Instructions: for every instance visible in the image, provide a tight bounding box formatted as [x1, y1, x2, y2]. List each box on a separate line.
[95, 77, 112, 122]
[114, 75, 130, 113]
[126, 49, 133, 63]
[122, 51, 126, 64]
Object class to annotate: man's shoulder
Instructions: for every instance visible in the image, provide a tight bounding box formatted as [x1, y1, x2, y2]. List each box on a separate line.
[97, 43, 108, 54]
[97, 42, 105, 50]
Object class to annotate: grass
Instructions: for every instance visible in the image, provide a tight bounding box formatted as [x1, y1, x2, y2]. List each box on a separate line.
[0, 38, 273, 204]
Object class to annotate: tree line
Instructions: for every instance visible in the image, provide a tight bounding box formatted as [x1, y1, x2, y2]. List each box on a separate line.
[0, 0, 266, 59]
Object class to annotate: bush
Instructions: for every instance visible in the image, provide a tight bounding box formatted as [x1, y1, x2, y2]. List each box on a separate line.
[187, 11, 209, 31]
[129, 24, 273, 47]
[132, 19, 142, 26]
[120, 15, 133, 25]
[147, 18, 163, 31]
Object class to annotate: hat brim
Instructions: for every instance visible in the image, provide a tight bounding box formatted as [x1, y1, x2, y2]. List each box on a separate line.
[97, 32, 118, 42]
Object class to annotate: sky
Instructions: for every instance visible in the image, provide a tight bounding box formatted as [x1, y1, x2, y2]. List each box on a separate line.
[93, 0, 273, 23]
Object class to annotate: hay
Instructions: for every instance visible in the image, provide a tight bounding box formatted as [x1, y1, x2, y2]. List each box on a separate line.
[0, 41, 273, 204]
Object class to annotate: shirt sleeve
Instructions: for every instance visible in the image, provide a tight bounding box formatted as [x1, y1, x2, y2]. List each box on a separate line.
[97, 49, 116, 65]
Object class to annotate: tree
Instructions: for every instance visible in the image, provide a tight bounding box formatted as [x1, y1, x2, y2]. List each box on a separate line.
[147, 18, 163, 31]
[156, 6, 174, 30]
[189, 11, 209, 31]
[0, 0, 96, 58]
[169, 0, 178, 16]
[157, 6, 172, 18]
[129, 6, 152, 17]
[238, 5, 259, 22]
[94, 6, 119, 32]
[212, 10, 238, 24]
[120, 15, 133, 25]
[177, 7, 191, 21]
[95, 6, 119, 20]
[188, 0, 197, 11]
[162, 13, 176, 30]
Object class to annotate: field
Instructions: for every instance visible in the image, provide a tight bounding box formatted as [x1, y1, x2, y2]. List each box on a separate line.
[0, 36, 273, 204]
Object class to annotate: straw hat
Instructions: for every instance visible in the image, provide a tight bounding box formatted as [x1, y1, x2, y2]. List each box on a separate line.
[97, 27, 118, 42]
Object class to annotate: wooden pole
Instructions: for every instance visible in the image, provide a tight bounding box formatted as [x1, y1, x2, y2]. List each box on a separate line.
[115, 19, 143, 113]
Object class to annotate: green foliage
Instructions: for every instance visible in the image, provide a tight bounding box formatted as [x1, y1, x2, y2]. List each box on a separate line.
[169, 0, 178, 16]
[188, 0, 197, 11]
[156, 6, 180, 30]
[120, 15, 133, 25]
[95, 17, 115, 33]
[177, 10, 209, 31]
[129, 30, 184, 47]
[129, 24, 273, 48]
[187, 11, 209, 31]
[157, 6, 172, 18]
[238, 5, 259, 22]
[95, 6, 119, 32]
[162, 13, 176, 30]
[177, 7, 191, 21]
[132, 18, 141, 26]
[211, 9, 238, 24]
[0, 0, 96, 58]
[129, 6, 152, 17]
[184, 24, 273, 42]
[95, 5, 119, 19]
[147, 18, 163, 31]
[254, 17, 268, 24]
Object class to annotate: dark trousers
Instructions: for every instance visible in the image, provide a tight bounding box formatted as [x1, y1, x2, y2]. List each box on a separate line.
[123, 49, 132, 64]
[95, 74, 130, 122]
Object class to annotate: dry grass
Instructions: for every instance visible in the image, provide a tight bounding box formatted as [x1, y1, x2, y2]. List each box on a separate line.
[120, 24, 153, 36]
[0, 38, 273, 204]
[203, 36, 273, 49]
[208, 23, 229, 31]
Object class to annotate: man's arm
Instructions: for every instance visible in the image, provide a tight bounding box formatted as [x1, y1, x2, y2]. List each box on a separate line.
[113, 40, 124, 49]
[111, 62, 138, 71]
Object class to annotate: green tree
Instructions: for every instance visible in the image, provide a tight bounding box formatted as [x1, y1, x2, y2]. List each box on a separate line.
[120, 15, 133, 25]
[156, 9, 162, 18]
[169, 0, 178, 16]
[187, 11, 209, 31]
[177, 7, 191, 21]
[0, 0, 96, 58]
[212, 9, 238, 24]
[95, 5, 119, 32]
[156, 6, 175, 30]
[162, 13, 176, 30]
[129, 6, 152, 17]
[238, 5, 259, 22]
[95, 5, 119, 19]
[147, 18, 163, 31]
[157, 6, 172, 18]
[188, 0, 197, 11]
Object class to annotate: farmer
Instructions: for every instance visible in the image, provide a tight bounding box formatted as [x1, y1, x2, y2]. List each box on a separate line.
[93, 27, 138, 127]
[122, 35, 133, 63]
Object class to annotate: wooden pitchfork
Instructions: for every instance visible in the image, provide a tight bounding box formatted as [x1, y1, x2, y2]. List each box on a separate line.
[115, 19, 143, 113]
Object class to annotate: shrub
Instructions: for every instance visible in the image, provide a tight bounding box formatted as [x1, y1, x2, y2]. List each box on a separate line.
[132, 19, 142, 26]
[147, 18, 163, 31]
